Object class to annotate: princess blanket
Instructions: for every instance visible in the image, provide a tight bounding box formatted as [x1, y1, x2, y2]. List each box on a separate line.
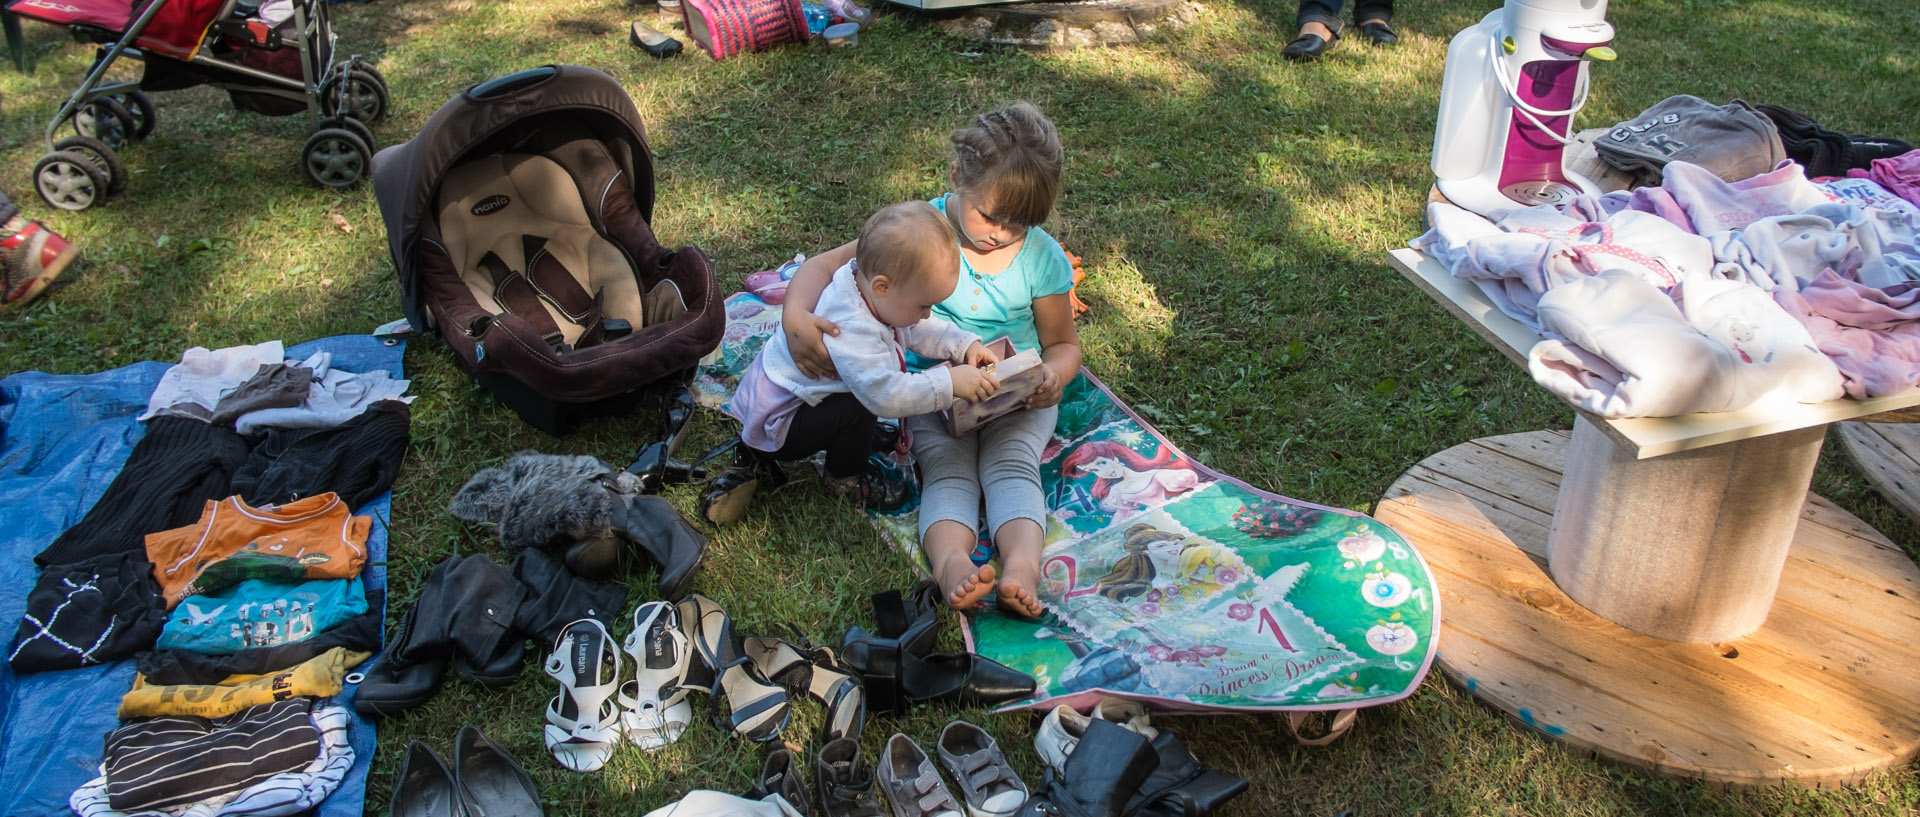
[696, 292, 1439, 714]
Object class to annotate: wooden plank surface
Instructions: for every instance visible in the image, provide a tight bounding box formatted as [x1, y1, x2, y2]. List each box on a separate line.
[1377, 431, 1920, 788]
[1386, 248, 1920, 460]
[1839, 421, 1920, 524]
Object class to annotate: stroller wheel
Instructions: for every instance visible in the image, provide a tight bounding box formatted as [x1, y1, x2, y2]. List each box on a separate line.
[301, 127, 372, 189]
[320, 115, 376, 154]
[34, 150, 110, 211]
[68, 97, 136, 150]
[52, 135, 126, 196]
[115, 92, 157, 140]
[321, 68, 389, 124]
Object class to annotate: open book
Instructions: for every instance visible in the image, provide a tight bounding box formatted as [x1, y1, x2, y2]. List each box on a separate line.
[943, 337, 1048, 435]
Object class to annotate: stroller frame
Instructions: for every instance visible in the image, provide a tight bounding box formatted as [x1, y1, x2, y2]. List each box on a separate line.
[11, 0, 389, 209]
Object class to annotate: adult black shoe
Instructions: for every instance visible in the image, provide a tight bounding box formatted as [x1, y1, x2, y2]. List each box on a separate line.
[1358, 21, 1397, 46]
[391, 741, 469, 817]
[454, 725, 543, 817]
[842, 582, 1035, 714]
[354, 606, 450, 717]
[630, 20, 684, 59]
[623, 494, 710, 599]
[696, 441, 786, 526]
[1282, 32, 1334, 62]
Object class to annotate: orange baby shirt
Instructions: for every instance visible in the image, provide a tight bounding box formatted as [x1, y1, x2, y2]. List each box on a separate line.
[145, 493, 371, 608]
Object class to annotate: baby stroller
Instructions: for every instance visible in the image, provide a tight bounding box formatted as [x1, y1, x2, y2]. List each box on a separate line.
[372, 65, 725, 435]
[8, 0, 390, 211]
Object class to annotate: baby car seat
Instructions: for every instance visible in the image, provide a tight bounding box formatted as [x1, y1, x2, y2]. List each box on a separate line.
[373, 65, 723, 434]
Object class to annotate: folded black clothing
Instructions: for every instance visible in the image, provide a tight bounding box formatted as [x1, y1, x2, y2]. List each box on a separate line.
[35, 416, 252, 567]
[134, 593, 385, 685]
[231, 400, 411, 511]
[104, 698, 321, 813]
[9, 551, 168, 673]
[510, 548, 627, 644]
[1754, 102, 1915, 177]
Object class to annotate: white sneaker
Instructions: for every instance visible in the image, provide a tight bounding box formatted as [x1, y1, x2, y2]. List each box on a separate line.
[1033, 698, 1158, 777]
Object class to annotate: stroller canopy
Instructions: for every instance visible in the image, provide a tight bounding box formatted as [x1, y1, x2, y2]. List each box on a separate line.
[373, 65, 658, 334]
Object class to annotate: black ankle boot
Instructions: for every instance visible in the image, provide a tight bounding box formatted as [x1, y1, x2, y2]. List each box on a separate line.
[814, 737, 883, 817]
[1019, 720, 1159, 817]
[1123, 730, 1248, 817]
[623, 495, 709, 599]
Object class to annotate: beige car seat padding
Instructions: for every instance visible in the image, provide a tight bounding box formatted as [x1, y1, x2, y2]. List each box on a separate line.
[438, 154, 648, 346]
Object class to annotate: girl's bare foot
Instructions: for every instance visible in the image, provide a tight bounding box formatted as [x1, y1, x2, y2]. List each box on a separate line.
[935, 557, 997, 610]
[997, 558, 1044, 618]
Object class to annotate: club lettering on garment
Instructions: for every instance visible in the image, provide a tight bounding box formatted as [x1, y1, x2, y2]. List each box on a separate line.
[1608, 113, 1682, 142]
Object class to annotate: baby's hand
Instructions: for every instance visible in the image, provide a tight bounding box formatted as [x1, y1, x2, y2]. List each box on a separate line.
[962, 340, 1001, 368]
[949, 364, 1001, 403]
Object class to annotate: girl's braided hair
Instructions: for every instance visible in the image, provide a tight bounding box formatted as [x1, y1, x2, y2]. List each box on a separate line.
[949, 102, 1063, 228]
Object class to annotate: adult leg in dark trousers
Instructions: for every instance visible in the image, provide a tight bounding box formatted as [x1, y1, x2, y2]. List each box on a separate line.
[769, 392, 878, 479]
[1285, 0, 1396, 62]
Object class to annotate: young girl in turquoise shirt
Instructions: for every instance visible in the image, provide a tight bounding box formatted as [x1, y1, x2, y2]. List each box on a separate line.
[781, 102, 1081, 618]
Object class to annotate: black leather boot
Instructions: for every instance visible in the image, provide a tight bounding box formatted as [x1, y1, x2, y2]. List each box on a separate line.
[623, 495, 710, 600]
[353, 604, 450, 717]
[1123, 730, 1248, 817]
[1019, 720, 1159, 817]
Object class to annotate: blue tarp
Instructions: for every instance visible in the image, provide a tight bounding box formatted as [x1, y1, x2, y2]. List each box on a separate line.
[0, 334, 402, 817]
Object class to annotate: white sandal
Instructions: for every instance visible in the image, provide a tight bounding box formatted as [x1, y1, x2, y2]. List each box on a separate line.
[543, 618, 624, 772]
[618, 601, 693, 751]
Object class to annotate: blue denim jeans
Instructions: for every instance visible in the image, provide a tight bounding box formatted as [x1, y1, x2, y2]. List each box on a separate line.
[1297, 0, 1393, 34]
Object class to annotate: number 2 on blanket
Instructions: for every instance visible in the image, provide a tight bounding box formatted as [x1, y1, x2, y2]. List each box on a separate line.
[1042, 555, 1100, 601]
[1257, 607, 1298, 653]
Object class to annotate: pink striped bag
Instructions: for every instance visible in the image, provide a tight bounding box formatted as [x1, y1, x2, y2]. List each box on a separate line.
[680, 0, 808, 59]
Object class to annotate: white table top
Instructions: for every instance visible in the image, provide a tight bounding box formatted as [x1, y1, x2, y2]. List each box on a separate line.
[1386, 247, 1920, 459]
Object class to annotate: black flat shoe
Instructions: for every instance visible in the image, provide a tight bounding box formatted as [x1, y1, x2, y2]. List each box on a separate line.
[1282, 32, 1334, 62]
[391, 741, 468, 817]
[1358, 21, 1397, 46]
[630, 20, 684, 58]
[455, 725, 544, 817]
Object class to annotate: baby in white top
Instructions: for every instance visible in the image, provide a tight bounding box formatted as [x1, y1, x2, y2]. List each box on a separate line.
[722, 201, 1000, 508]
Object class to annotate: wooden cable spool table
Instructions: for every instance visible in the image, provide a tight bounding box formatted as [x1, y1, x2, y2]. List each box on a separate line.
[1379, 248, 1920, 788]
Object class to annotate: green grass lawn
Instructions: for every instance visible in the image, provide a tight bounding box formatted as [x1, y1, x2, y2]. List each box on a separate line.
[4, 0, 1920, 813]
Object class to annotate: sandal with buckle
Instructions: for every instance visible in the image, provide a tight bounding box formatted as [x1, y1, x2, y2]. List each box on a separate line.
[742, 631, 867, 743]
[542, 618, 624, 772]
[619, 601, 693, 751]
[936, 722, 1028, 817]
[877, 734, 964, 817]
[677, 594, 791, 742]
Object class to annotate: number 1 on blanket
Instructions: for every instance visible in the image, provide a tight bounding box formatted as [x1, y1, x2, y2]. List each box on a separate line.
[1257, 607, 1297, 652]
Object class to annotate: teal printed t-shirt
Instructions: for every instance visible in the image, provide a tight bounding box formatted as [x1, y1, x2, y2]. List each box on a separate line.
[159, 576, 369, 655]
[908, 194, 1074, 369]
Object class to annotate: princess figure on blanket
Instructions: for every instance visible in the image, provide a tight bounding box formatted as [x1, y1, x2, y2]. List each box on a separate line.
[1061, 441, 1201, 516]
[1087, 523, 1244, 604]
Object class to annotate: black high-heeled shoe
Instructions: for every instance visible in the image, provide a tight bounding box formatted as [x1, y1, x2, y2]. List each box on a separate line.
[841, 582, 1036, 714]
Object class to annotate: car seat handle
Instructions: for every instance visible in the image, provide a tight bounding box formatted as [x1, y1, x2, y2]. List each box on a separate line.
[469, 66, 558, 100]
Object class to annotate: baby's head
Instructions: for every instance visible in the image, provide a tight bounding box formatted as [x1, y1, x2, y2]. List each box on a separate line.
[947, 102, 1064, 250]
[855, 201, 961, 328]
